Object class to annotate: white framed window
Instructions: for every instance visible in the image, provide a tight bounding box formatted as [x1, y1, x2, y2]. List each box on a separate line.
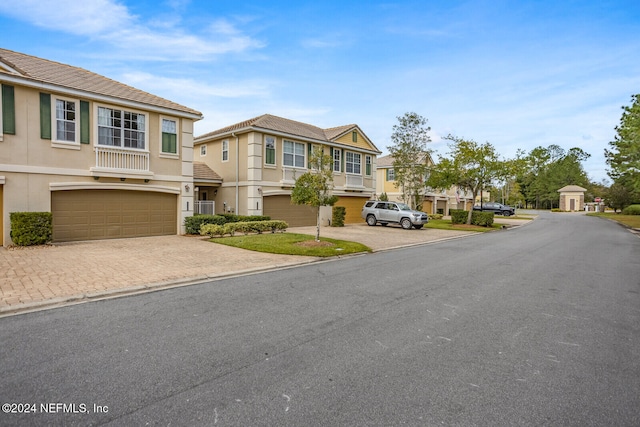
[365, 155, 372, 176]
[160, 117, 178, 156]
[387, 168, 395, 181]
[97, 106, 146, 150]
[265, 135, 276, 165]
[333, 148, 341, 172]
[346, 151, 361, 174]
[222, 139, 229, 161]
[200, 144, 207, 156]
[283, 140, 305, 168]
[53, 97, 79, 144]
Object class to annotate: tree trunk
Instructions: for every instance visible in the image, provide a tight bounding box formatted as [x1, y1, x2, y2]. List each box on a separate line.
[316, 206, 320, 242]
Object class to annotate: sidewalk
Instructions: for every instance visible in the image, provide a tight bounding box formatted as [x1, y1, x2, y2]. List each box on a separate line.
[0, 220, 524, 316]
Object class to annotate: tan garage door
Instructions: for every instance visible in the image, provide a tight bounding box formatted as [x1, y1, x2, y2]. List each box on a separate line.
[52, 190, 177, 242]
[335, 196, 370, 224]
[263, 195, 316, 227]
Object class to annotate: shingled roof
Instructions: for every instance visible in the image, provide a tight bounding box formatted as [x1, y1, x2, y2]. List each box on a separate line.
[196, 114, 380, 152]
[0, 48, 202, 118]
[193, 162, 222, 182]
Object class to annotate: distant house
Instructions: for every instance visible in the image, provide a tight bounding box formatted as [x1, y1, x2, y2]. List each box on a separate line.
[558, 185, 586, 211]
[375, 154, 474, 215]
[193, 114, 381, 226]
[0, 49, 203, 245]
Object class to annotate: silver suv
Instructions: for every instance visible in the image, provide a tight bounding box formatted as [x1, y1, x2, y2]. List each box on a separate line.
[361, 201, 429, 229]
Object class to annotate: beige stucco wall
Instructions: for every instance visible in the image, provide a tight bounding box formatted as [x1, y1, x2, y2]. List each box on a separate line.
[0, 83, 196, 245]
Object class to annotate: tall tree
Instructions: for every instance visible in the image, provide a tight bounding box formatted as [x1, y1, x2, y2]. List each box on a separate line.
[605, 94, 640, 197]
[291, 146, 338, 241]
[387, 112, 432, 210]
[426, 135, 502, 224]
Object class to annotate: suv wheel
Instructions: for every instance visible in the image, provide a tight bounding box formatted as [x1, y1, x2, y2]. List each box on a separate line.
[401, 218, 412, 230]
[503, 211, 511, 217]
[366, 215, 377, 226]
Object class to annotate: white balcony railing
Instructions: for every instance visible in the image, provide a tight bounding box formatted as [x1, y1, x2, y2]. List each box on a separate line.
[345, 174, 364, 188]
[94, 146, 150, 172]
[281, 167, 300, 186]
[195, 201, 215, 215]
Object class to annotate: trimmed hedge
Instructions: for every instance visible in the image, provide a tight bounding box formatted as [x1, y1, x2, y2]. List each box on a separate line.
[449, 209, 494, 227]
[332, 206, 346, 227]
[429, 213, 443, 220]
[622, 204, 640, 215]
[10, 212, 52, 246]
[185, 214, 272, 234]
[200, 220, 288, 237]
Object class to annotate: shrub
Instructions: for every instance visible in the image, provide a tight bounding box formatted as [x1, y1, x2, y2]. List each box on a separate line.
[220, 214, 270, 223]
[185, 214, 272, 234]
[450, 209, 468, 224]
[471, 211, 494, 227]
[10, 212, 52, 246]
[622, 204, 640, 215]
[200, 220, 288, 237]
[332, 206, 346, 227]
[429, 213, 443, 220]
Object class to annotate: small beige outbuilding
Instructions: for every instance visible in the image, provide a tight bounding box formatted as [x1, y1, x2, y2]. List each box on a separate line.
[557, 185, 586, 211]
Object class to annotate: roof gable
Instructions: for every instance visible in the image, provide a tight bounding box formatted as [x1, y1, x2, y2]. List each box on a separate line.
[558, 185, 587, 193]
[0, 48, 202, 118]
[197, 114, 381, 153]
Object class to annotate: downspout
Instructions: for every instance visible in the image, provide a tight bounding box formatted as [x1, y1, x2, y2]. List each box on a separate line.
[232, 132, 239, 214]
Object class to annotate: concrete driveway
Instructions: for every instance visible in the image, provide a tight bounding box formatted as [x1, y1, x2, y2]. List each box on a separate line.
[0, 217, 529, 316]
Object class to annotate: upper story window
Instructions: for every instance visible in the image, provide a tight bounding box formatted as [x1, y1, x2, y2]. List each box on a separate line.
[265, 136, 276, 165]
[283, 140, 305, 168]
[365, 155, 372, 176]
[333, 148, 341, 172]
[55, 98, 77, 143]
[161, 118, 178, 155]
[98, 106, 146, 149]
[200, 144, 207, 156]
[222, 139, 229, 161]
[346, 151, 361, 174]
[386, 168, 395, 181]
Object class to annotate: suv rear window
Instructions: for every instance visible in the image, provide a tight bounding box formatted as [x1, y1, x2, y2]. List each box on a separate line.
[364, 201, 376, 208]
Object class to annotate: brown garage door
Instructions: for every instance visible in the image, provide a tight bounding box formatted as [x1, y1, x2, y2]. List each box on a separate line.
[52, 190, 177, 242]
[335, 196, 370, 224]
[263, 195, 316, 227]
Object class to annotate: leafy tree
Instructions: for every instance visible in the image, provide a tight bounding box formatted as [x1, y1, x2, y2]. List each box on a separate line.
[388, 112, 432, 210]
[605, 181, 635, 213]
[605, 94, 640, 198]
[291, 146, 338, 241]
[426, 135, 502, 224]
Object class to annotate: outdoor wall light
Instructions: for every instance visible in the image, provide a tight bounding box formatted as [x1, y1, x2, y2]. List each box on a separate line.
[185, 184, 190, 192]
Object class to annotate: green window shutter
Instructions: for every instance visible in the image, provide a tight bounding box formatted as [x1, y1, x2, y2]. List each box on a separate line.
[307, 143, 312, 168]
[386, 169, 390, 181]
[366, 158, 371, 176]
[39, 93, 51, 139]
[80, 100, 90, 144]
[2, 85, 16, 135]
[162, 132, 177, 153]
[341, 149, 345, 172]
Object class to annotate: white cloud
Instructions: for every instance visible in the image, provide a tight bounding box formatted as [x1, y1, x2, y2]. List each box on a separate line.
[0, 0, 263, 60]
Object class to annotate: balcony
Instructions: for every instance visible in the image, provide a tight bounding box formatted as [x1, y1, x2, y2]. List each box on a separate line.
[195, 201, 215, 215]
[280, 167, 302, 187]
[90, 146, 153, 179]
[344, 174, 365, 190]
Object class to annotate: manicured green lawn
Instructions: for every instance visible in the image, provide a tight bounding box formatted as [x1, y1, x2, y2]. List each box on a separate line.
[587, 212, 640, 229]
[208, 232, 371, 257]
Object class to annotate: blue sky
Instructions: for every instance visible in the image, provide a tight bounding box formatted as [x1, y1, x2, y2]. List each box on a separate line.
[1, 0, 638, 182]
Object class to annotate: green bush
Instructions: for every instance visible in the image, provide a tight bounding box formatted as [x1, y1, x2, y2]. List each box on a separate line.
[184, 214, 226, 234]
[449, 210, 494, 226]
[200, 220, 288, 237]
[10, 212, 52, 246]
[429, 213, 443, 220]
[450, 209, 468, 224]
[472, 211, 494, 227]
[332, 206, 346, 227]
[621, 204, 640, 215]
[185, 214, 272, 234]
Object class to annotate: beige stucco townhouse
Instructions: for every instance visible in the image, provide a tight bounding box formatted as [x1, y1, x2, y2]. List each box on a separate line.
[375, 154, 474, 215]
[0, 48, 203, 246]
[193, 114, 381, 226]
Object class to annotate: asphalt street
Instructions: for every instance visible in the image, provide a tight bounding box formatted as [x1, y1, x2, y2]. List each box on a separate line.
[1, 212, 639, 426]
